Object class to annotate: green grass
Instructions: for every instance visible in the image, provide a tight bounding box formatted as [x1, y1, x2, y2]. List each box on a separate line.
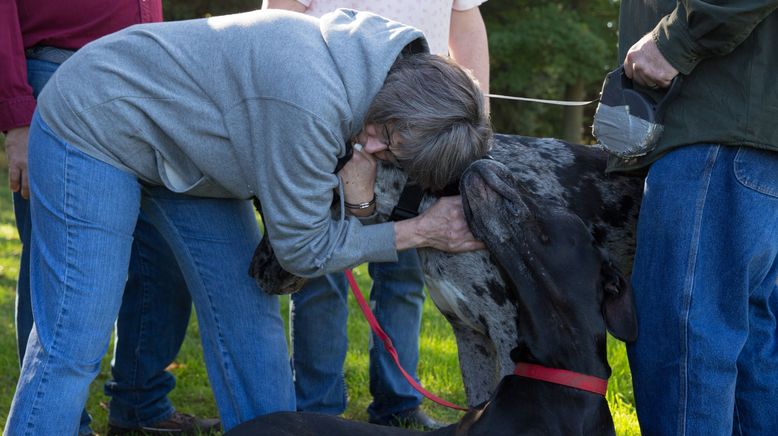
[0, 145, 640, 434]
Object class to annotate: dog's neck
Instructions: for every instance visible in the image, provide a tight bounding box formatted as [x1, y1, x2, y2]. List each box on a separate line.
[510, 289, 612, 381]
[503, 230, 612, 381]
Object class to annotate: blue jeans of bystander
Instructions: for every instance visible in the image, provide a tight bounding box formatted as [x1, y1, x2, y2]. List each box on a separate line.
[290, 250, 425, 420]
[104, 214, 192, 429]
[627, 144, 778, 435]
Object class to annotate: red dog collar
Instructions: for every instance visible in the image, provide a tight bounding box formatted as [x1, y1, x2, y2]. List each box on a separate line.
[514, 362, 608, 396]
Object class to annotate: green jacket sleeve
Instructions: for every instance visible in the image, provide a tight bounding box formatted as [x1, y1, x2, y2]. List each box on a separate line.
[653, 1, 778, 74]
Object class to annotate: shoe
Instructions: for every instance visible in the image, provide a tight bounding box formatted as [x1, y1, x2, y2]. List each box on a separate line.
[107, 411, 221, 435]
[368, 407, 446, 431]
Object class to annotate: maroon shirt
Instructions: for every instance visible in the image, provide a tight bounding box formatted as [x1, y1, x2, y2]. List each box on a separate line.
[0, 0, 162, 130]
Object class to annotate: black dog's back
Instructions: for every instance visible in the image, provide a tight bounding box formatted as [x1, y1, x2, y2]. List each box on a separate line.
[487, 134, 642, 274]
[226, 412, 454, 436]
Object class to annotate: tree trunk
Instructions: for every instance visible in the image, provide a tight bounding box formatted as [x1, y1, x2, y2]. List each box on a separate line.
[561, 78, 585, 143]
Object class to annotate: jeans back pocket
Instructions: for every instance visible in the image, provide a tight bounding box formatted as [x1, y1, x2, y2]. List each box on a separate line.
[734, 147, 778, 198]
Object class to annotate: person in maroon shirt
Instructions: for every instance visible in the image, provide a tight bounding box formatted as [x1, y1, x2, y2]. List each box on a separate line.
[0, 1, 219, 434]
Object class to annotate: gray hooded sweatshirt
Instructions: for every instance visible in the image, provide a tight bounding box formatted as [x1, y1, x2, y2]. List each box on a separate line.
[39, 9, 427, 277]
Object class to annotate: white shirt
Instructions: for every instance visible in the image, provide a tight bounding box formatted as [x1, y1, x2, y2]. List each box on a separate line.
[295, 0, 486, 55]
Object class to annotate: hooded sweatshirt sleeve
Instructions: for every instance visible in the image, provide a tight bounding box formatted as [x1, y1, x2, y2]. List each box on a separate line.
[654, 1, 778, 74]
[246, 9, 427, 277]
[216, 9, 426, 278]
[247, 99, 398, 278]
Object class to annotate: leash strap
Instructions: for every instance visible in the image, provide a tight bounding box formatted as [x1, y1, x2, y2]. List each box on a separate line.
[513, 362, 608, 396]
[345, 269, 468, 411]
[487, 93, 598, 106]
[389, 183, 424, 221]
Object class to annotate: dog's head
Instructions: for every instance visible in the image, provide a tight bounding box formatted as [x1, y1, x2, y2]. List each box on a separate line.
[460, 159, 637, 375]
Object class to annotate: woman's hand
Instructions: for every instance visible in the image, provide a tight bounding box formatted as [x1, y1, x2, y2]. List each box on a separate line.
[338, 143, 377, 216]
[394, 196, 485, 252]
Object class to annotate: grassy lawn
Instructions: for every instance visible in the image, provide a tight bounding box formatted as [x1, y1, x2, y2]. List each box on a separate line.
[0, 144, 640, 434]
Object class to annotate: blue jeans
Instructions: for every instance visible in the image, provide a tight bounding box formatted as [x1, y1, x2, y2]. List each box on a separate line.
[15, 57, 192, 434]
[104, 214, 192, 428]
[290, 250, 425, 420]
[4, 114, 295, 435]
[627, 144, 778, 435]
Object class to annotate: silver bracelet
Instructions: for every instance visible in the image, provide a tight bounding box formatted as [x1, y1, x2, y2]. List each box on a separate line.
[344, 195, 376, 210]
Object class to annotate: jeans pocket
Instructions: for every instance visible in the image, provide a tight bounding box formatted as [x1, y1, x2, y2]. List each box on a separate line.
[734, 147, 778, 198]
[26, 58, 60, 98]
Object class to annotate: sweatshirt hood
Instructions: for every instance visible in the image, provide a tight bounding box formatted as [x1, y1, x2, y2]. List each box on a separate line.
[318, 9, 428, 136]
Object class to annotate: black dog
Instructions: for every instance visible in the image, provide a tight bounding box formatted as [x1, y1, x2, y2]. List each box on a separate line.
[232, 153, 638, 435]
[251, 134, 643, 406]
[371, 134, 642, 406]
[456, 158, 636, 435]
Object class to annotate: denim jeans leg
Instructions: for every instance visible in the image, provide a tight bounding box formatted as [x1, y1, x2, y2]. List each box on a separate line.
[5, 114, 143, 435]
[10, 59, 95, 436]
[13, 190, 32, 363]
[139, 188, 295, 431]
[15, 59, 60, 363]
[727, 147, 778, 434]
[105, 212, 192, 427]
[367, 249, 425, 420]
[735, 271, 778, 435]
[627, 145, 778, 435]
[291, 273, 349, 414]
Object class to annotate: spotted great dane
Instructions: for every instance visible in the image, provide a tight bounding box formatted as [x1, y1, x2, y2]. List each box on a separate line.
[372, 133, 642, 406]
[238, 134, 642, 434]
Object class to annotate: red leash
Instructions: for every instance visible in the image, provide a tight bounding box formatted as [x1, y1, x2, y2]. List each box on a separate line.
[344, 269, 468, 411]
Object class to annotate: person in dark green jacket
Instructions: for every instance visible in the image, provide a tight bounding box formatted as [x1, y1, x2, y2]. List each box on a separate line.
[610, 1, 778, 434]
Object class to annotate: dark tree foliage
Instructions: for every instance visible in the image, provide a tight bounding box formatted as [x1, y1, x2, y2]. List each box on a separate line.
[162, 1, 621, 141]
[162, 0, 255, 20]
[482, 0, 620, 141]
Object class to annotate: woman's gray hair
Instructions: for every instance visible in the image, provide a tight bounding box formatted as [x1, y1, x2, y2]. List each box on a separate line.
[364, 53, 492, 193]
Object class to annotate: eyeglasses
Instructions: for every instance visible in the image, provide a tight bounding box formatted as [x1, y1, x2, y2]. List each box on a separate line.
[383, 124, 402, 168]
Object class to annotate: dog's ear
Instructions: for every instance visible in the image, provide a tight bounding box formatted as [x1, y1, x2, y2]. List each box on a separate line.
[600, 258, 638, 342]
